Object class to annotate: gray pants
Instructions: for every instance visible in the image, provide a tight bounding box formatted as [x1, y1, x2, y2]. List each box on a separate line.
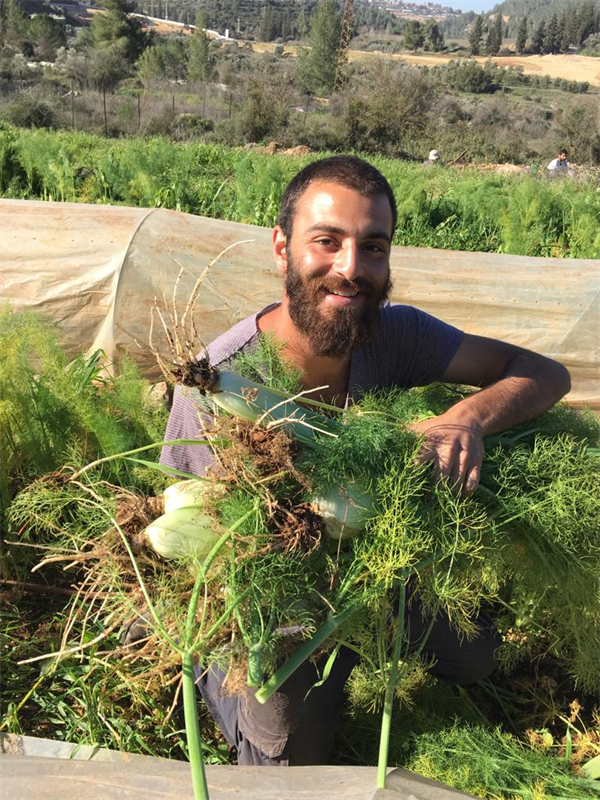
[194, 600, 500, 766]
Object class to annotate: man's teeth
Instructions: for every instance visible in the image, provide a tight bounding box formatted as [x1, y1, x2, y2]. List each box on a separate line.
[330, 289, 358, 297]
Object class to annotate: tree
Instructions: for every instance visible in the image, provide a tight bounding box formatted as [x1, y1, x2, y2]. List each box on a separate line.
[403, 20, 425, 51]
[237, 61, 289, 142]
[0, 0, 29, 50]
[136, 44, 164, 85]
[486, 13, 502, 56]
[90, 0, 148, 62]
[515, 16, 528, 55]
[188, 12, 213, 82]
[29, 15, 66, 60]
[544, 14, 560, 55]
[299, 0, 340, 95]
[530, 20, 545, 55]
[468, 15, 483, 57]
[259, 5, 277, 42]
[343, 60, 436, 154]
[90, 43, 130, 135]
[424, 20, 444, 53]
[54, 46, 91, 88]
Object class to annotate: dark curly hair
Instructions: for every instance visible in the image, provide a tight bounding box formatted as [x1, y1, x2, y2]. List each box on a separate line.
[278, 155, 397, 241]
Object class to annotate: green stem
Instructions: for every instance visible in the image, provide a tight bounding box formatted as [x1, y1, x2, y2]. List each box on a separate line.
[376, 582, 406, 789]
[254, 603, 359, 704]
[70, 438, 217, 480]
[182, 650, 210, 800]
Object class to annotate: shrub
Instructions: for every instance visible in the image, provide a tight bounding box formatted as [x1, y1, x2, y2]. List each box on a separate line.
[444, 59, 501, 94]
[0, 91, 61, 129]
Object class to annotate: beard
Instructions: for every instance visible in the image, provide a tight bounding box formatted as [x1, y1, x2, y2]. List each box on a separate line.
[284, 253, 392, 359]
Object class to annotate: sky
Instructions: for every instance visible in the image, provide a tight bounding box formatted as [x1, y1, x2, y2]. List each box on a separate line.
[453, 0, 498, 11]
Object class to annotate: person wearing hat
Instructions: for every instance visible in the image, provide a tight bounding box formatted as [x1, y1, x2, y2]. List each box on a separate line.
[423, 149, 441, 167]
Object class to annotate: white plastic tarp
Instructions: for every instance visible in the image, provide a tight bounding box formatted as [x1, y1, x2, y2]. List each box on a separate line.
[1, 199, 598, 407]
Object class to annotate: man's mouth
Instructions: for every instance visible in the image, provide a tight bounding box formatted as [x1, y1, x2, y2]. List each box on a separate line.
[329, 288, 360, 298]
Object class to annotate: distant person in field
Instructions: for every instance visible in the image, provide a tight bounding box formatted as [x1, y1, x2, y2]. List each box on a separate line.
[423, 149, 441, 167]
[547, 149, 571, 176]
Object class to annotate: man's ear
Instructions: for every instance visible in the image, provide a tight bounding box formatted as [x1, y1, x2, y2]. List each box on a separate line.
[273, 226, 288, 274]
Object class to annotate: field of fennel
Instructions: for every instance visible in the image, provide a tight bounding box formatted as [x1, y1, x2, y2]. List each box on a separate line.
[1, 125, 600, 258]
[2, 308, 600, 799]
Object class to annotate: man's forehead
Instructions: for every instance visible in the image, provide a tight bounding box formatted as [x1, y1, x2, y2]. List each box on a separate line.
[293, 180, 393, 224]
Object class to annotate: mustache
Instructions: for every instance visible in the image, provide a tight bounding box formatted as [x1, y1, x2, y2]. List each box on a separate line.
[315, 276, 377, 295]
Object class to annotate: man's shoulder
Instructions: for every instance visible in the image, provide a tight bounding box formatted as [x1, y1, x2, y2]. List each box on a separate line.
[203, 303, 279, 365]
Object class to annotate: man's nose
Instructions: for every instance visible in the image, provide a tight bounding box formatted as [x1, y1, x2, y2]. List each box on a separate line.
[334, 241, 363, 280]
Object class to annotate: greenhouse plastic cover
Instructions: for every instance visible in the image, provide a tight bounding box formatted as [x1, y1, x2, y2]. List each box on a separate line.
[1, 734, 478, 800]
[1, 199, 598, 408]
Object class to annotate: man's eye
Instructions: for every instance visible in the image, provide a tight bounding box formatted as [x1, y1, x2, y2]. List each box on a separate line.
[316, 237, 335, 246]
[364, 243, 385, 253]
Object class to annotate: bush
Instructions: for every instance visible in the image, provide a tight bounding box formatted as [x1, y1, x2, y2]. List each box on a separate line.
[444, 59, 501, 94]
[0, 92, 61, 129]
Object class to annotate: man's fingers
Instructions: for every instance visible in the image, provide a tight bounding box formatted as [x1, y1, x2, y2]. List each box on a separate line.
[464, 463, 481, 494]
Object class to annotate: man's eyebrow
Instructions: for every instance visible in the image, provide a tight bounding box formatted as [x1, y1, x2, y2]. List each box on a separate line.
[305, 223, 391, 243]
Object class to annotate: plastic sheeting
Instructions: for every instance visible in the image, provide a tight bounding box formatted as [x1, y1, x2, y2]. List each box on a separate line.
[1, 199, 598, 407]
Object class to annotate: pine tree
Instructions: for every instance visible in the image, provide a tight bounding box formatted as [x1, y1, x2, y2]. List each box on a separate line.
[424, 20, 444, 53]
[531, 20, 545, 55]
[468, 15, 483, 56]
[188, 11, 213, 81]
[577, 0, 599, 46]
[544, 13, 560, 55]
[516, 16, 528, 54]
[90, 0, 147, 62]
[299, 0, 340, 94]
[0, 0, 29, 49]
[486, 13, 502, 55]
[403, 20, 425, 51]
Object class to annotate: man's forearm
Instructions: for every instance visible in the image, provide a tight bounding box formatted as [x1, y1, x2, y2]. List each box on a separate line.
[441, 353, 571, 436]
[414, 352, 571, 492]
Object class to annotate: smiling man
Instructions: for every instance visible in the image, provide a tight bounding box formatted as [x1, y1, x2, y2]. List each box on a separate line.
[161, 155, 570, 767]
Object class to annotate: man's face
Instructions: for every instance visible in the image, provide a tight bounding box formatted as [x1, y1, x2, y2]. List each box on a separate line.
[559, 152, 567, 161]
[278, 182, 393, 359]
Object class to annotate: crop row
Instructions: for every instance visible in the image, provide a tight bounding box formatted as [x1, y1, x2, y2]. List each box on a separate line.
[1, 125, 599, 258]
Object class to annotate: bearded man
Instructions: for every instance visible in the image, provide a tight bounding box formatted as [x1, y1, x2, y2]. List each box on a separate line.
[160, 155, 570, 767]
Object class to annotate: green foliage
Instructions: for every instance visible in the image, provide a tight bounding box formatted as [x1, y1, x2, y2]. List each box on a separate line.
[1, 127, 599, 257]
[343, 62, 436, 155]
[445, 59, 501, 94]
[407, 724, 600, 799]
[188, 13, 214, 83]
[230, 333, 303, 394]
[299, 0, 341, 94]
[486, 13, 503, 56]
[0, 309, 168, 513]
[516, 15, 528, 53]
[403, 20, 425, 51]
[468, 15, 484, 56]
[89, 0, 148, 62]
[0, 92, 61, 130]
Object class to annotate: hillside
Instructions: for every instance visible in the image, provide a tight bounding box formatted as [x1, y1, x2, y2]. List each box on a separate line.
[443, 0, 600, 39]
[489, 0, 595, 23]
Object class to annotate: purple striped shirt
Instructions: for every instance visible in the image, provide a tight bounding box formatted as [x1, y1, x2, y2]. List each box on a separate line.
[161, 302, 463, 476]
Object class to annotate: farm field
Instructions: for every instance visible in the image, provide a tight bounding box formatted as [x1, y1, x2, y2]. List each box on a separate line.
[2, 310, 600, 800]
[251, 43, 600, 87]
[1, 126, 599, 258]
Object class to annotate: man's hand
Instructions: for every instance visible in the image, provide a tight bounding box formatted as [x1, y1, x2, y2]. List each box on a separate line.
[412, 415, 484, 494]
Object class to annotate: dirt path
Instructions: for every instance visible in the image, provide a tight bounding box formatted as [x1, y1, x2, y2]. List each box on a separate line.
[365, 52, 600, 86]
[252, 43, 600, 87]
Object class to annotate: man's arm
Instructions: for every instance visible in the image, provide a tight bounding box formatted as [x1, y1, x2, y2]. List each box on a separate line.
[413, 334, 571, 493]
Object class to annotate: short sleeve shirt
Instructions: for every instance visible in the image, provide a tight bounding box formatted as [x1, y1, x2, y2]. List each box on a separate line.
[160, 302, 463, 476]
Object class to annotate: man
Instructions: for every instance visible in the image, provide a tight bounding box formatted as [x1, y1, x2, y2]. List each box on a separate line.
[547, 148, 570, 174]
[161, 156, 570, 766]
[423, 149, 441, 167]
